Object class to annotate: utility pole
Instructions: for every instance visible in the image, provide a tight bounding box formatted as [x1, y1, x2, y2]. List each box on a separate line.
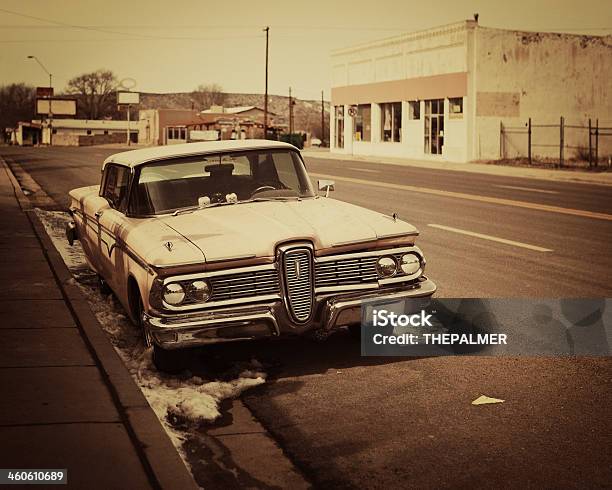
[48, 72, 53, 146]
[27, 56, 53, 146]
[321, 90, 325, 147]
[263, 26, 269, 139]
[126, 104, 131, 146]
[289, 87, 293, 135]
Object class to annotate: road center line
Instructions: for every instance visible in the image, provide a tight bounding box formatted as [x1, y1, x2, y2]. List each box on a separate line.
[494, 184, 559, 194]
[310, 172, 612, 222]
[428, 224, 553, 252]
[346, 167, 380, 173]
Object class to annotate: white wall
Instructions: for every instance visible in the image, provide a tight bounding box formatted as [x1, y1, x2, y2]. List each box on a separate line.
[474, 27, 612, 160]
[332, 21, 470, 88]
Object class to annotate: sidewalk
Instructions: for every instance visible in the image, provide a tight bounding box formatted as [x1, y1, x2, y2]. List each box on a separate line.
[0, 159, 197, 489]
[301, 149, 612, 186]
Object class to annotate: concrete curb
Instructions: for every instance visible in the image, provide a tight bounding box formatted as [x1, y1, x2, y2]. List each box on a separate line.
[301, 150, 612, 186]
[1, 156, 198, 490]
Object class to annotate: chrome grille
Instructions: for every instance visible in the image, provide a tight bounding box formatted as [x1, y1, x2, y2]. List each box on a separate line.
[204, 269, 279, 303]
[283, 248, 314, 322]
[315, 256, 379, 288]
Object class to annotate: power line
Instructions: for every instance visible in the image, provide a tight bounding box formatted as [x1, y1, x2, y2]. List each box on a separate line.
[1, 23, 610, 32]
[0, 8, 267, 41]
[0, 7, 158, 39]
[0, 35, 264, 43]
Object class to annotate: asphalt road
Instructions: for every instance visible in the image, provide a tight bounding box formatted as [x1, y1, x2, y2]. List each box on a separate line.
[2, 145, 611, 489]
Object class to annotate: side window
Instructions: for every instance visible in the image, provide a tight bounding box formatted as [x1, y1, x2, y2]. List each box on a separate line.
[102, 165, 130, 210]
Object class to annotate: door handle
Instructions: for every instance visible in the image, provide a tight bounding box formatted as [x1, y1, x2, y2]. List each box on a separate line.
[94, 210, 104, 219]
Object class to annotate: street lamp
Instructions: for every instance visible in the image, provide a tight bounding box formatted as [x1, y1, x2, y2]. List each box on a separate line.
[27, 55, 53, 146]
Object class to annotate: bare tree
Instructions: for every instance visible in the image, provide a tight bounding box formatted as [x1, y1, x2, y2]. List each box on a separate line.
[191, 83, 226, 110]
[0, 83, 36, 139]
[66, 69, 118, 119]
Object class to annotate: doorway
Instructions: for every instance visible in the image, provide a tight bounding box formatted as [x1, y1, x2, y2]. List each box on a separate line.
[424, 99, 444, 155]
[334, 106, 344, 149]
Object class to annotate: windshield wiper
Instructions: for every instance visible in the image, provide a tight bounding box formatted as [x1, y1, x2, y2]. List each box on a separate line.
[171, 201, 237, 216]
[171, 196, 302, 216]
[250, 196, 302, 202]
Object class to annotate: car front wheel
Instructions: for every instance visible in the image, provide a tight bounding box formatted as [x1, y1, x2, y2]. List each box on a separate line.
[133, 290, 186, 373]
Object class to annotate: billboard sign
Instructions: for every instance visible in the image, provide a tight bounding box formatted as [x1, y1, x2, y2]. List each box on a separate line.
[36, 87, 54, 98]
[36, 98, 77, 116]
[117, 91, 140, 105]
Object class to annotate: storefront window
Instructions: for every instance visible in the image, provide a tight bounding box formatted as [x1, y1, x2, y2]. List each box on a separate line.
[449, 97, 463, 118]
[409, 101, 420, 120]
[354, 104, 371, 142]
[334, 106, 344, 149]
[381, 102, 402, 142]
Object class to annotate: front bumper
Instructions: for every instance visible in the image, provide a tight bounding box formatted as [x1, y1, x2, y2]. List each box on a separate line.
[144, 277, 436, 349]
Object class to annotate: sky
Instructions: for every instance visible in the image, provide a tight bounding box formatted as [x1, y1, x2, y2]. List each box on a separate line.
[0, 0, 610, 101]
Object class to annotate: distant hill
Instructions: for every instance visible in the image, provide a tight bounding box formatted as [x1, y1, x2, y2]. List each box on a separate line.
[139, 92, 330, 139]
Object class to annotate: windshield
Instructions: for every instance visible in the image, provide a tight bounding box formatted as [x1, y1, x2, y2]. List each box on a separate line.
[129, 149, 315, 215]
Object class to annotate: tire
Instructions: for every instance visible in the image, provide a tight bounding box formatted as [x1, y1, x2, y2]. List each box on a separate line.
[131, 282, 186, 373]
[152, 345, 186, 374]
[133, 294, 152, 348]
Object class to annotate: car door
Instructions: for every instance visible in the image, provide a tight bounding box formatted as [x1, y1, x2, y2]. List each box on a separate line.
[97, 164, 131, 289]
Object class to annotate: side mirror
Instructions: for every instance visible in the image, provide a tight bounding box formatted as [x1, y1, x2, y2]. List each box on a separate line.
[318, 179, 335, 197]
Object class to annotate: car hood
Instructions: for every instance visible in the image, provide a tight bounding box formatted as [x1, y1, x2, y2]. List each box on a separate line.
[157, 197, 418, 262]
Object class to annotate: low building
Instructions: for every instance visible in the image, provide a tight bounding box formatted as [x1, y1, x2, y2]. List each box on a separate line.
[139, 107, 283, 146]
[330, 20, 612, 162]
[9, 122, 42, 146]
[34, 118, 142, 146]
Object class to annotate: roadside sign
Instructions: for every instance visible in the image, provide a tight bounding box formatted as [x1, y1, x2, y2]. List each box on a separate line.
[36, 87, 54, 98]
[36, 98, 77, 116]
[117, 91, 140, 105]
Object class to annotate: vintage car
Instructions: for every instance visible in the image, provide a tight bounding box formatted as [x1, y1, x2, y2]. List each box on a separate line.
[67, 140, 436, 371]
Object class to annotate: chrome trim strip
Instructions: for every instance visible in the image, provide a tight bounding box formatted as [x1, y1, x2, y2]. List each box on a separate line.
[162, 293, 281, 312]
[153, 260, 206, 269]
[376, 232, 419, 239]
[205, 253, 257, 263]
[77, 208, 157, 275]
[378, 270, 423, 285]
[162, 263, 277, 284]
[146, 309, 278, 332]
[331, 233, 417, 247]
[314, 246, 416, 263]
[315, 283, 379, 293]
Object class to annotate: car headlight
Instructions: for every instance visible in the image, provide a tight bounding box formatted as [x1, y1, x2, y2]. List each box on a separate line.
[400, 253, 421, 275]
[376, 256, 397, 277]
[187, 280, 211, 302]
[163, 283, 186, 305]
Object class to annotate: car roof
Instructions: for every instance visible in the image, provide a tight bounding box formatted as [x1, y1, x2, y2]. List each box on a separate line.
[102, 139, 299, 169]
